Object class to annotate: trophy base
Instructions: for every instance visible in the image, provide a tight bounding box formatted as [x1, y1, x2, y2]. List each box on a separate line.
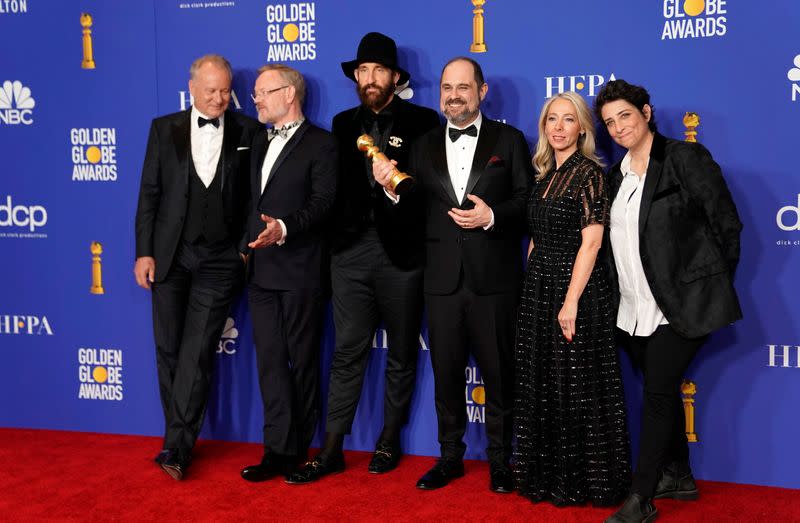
[686, 433, 698, 443]
[90, 287, 104, 295]
[393, 176, 416, 196]
[82, 61, 96, 70]
[469, 43, 487, 53]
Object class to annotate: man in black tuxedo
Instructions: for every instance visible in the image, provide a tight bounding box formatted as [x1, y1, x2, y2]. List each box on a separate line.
[287, 32, 439, 484]
[374, 57, 532, 492]
[239, 64, 337, 482]
[134, 54, 260, 480]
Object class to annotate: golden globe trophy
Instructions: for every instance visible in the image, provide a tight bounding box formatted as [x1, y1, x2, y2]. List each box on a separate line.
[81, 13, 96, 70]
[90, 241, 105, 295]
[681, 379, 698, 442]
[357, 134, 416, 195]
[683, 112, 699, 142]
[469, 0, 487, 53]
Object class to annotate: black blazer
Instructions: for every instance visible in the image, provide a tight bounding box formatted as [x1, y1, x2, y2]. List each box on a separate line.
[329, 97, 440, 269]
[607, 132, 743, 338]
[404, 117, 533, 295]
[245, 121, 338, 290]
[135, 109, 261, 282]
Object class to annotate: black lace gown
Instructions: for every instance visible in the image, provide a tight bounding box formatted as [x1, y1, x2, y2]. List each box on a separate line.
[514, 151, 631, 506]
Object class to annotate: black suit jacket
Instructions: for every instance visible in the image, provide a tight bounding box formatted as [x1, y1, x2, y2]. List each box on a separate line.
[246, 120, 338, 290]
[606, 132, 743, 338]
[329, 97, 440, 269]
[135, 109, 261, 282]
[404, 117, 533, 295]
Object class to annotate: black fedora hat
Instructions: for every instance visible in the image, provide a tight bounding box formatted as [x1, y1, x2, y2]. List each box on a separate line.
[341, 32, 410, 85]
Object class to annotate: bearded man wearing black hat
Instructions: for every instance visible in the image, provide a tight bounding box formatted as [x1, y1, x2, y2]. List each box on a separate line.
[286, 32, 439, 484]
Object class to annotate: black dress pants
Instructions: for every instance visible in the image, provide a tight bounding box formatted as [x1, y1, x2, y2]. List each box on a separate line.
[618, 324, 706, 498]
[249, 284, 322, 458]
[151, 240, 244, 456]
[426, 283, 518, 466]
[326, 231, 424, 436]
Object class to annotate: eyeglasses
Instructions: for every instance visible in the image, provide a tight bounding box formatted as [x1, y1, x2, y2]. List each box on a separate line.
[251, 85, 289, 102]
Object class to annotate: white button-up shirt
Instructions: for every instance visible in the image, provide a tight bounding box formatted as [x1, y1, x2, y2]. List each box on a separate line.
[190, 106, 224, 188]
[609, 152, 668, 336]
[445, 112, 482, 204]
[259, 120, 304, 244]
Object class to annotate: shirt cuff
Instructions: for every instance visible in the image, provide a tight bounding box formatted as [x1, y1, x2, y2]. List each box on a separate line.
[482, 209, 495, 230]
[276, 219, 287, 245]
[384, 188, 400, 204]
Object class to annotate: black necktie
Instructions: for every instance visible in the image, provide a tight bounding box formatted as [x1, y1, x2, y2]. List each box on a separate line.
[198, 116, 220, 128]
[449, 124, 478, 142]
[363, 111, 393, 134]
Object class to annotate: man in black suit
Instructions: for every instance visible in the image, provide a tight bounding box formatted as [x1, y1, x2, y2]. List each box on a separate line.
[134, 54, 260, 480]
[374, 57, 532, 492]
[239, 64, 337, 482]
[287, 32, 439, 484]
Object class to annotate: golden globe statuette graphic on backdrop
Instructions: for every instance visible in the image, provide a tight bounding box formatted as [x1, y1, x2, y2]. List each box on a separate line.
[80, 13, 96, 70]
[90, 241, 104, 294]
[683, 112, 700, 142]
[469, 0, 487, 53]
[681, 379, 698, 442]
[357, 135, 415, 195]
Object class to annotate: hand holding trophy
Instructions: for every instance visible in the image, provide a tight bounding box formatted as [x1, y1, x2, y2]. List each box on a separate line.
[357, 134, 415, 195]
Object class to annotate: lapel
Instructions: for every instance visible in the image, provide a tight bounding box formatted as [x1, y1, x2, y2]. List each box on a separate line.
[608, 161, 623, 202]
[219, 110, 241, 190]
[260, 120, 310, 200]
[171, 110, 192, 189]
[463, 116, 500, 204]
[252, 129, 269, 201]
[432, 127, 459, 206]
[638, 132, 667, 236]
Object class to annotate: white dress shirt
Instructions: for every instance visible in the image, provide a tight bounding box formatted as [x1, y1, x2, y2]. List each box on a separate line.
[444, 112, 494, 229]
[190, 106, 224, 188]
[259, 120, 304, 244]
[609, 152, 668, 336]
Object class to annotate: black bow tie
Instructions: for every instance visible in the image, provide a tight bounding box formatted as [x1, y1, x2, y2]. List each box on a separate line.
[267, 119, 303, 141]
[198, 116, 220, 128]
[449, 124, 478, 142]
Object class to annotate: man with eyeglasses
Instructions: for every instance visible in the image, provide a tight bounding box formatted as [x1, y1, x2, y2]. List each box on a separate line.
[134, 54, 260, 480]
[239, 64, 337, 483]
[287, 32, 439, 484]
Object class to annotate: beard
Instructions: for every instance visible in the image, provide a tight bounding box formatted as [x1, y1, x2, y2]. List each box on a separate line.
[357, 81, 395, 111]
[443, 97, 480, 126]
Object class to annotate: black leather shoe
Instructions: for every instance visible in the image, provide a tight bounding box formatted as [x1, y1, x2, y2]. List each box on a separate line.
[416, 459, 465, 490]
[284, 453, 345, 485]
[159, 451, 190, 481]
[368, 441, 402, 474]
[154, 450, 169, 464]
[605, 493, 658, 523]
[489, 464, 514, 493]
[654, 462, 699, 500]
[241, 452, 292, 482]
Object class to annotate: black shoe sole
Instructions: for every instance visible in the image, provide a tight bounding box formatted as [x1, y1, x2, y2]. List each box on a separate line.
[284, 467, 344, 485]
[160, 463, 184, 481]
[654, 488, 699, 501]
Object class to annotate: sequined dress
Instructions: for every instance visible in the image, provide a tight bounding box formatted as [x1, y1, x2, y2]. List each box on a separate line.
[514, 152, 631, 506]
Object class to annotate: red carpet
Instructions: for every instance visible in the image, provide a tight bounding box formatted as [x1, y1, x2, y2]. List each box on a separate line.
[0, 429, 795, 521]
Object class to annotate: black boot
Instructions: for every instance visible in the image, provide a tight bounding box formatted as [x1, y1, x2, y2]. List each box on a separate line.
[605, 493, 658, 523]
[654, 461, 699, 500]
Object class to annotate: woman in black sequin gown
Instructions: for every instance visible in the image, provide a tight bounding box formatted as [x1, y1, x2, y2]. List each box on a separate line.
[514, 92, 630, 506]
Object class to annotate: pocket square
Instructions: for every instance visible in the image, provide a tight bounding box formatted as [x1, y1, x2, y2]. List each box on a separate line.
[237, 146, 250, 151]
[486, 155, 504, 168]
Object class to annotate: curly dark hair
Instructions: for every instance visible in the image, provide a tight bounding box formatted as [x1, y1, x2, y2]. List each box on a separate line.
[594, 79, 657, 132]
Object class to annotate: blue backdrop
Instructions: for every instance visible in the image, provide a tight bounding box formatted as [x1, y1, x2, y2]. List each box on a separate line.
[2, 0, 799, 490]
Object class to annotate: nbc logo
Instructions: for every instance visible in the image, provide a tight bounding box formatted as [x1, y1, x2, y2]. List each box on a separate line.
[788, 55, 800, 102]
[395, 80, 413, 101]
[0, 80, 35, 125]
[217, 317, 239, 355]
[78, 347, 124, 401]
[661, 0, 727, 40]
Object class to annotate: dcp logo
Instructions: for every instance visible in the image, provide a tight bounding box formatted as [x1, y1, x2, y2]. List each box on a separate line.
[0, 196, 47, 232]
[777, 195, 800, 231]
[0, 80, 35, 125]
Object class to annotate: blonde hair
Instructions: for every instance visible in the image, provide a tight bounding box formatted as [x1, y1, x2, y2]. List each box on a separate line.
[189, 54, 232, 81]
[532, 91, 603, 181]
[257, 63, 306, 106]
